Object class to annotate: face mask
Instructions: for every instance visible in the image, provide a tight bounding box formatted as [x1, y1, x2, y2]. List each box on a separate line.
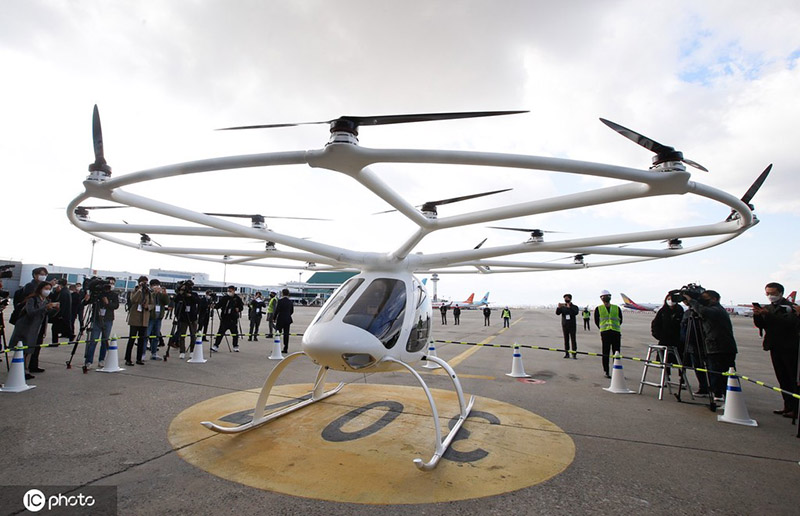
[767, 294, 781, 303]
[37, 275, 47, 281]
[666, 300, 674, 307]
[227, 292, 234, 297]
[42, 289, 52, 297]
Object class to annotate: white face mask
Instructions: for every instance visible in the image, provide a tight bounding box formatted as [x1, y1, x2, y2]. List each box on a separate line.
[227, 292, 235, 297]
[37, 275, 47, 281]
[767, 294, 781, 303]
[666, 299, 674, 307]
[42, 289, 52, 297]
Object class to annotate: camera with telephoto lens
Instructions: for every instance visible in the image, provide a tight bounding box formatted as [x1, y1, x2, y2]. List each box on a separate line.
[0, 264, 14, 279]
[0, 289, 9, 308]
[679, 283, 706, 300]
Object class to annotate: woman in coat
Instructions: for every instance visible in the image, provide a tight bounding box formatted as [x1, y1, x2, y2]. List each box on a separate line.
[9, 281, 59, 379]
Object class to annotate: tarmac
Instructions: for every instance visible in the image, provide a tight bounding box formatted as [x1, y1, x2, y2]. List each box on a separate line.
[1, 307, 798, 515]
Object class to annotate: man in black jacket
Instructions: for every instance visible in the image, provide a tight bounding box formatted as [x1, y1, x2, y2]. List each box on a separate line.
[49, 279, 73, 344]
[684, 289, 737, 401]
[556, 294, 580, 359]
[84, 277, 119, 369]
[172, 281, 200, 358]
[274, 288, 294, 353]
[212, 286, 244, 352]
[753, 282, 799, 418]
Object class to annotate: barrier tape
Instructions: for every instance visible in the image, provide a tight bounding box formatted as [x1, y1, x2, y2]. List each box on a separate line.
[434, 339, 800, 400]
[0, 332, 307, 353]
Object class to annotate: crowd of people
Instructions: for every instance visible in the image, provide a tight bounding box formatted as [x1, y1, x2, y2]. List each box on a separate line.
[0, 267, 297, 380]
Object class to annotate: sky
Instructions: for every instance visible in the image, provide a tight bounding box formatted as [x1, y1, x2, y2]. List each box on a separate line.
[2, 0, 800, 307]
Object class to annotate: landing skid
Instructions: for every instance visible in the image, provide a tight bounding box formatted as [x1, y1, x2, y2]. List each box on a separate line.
[201, 352, 344, 434]
[384, 355, 475, 470]
[200, 352, 474, 471]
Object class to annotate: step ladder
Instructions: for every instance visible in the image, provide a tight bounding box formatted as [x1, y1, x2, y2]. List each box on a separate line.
[638, 345, 691, 400]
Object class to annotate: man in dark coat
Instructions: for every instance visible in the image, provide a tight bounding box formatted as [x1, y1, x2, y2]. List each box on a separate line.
[556, 294, 580, 359]
[274, 288, 294, 353]
[212, 285, 244, 352]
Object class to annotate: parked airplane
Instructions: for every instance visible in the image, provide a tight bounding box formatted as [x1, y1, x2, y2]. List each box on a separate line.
[456, 292, 490, 309]
[620, 293, 659, 312]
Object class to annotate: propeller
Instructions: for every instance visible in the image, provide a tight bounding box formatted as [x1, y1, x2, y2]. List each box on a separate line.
[88, 105, 112, 176]
[204, 213, 331, 222]
[726, 164, 772, 221]
[474, 238, 488, 249]
[217, 110, 528, 136]
[661, 238, 683, 249]
[375, 188, 512, 216]
[139, 234, 162, 247]
[488, 226, 565, 240]
[599, 118, 708, 172]
[73, 205, 127, 220]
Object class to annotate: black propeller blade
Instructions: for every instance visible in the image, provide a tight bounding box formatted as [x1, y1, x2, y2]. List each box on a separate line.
[88, 105, 112, 175]
[488, 226, 564, 234]
[726, 164, 772, 221]
[204, 212, 332, 221]
[139, 234, 162, 247]
[474, 238, 488, 250]
[217, 110, 528, 135]
[375, 188, 512, 216]
[599, 118, 708, 172]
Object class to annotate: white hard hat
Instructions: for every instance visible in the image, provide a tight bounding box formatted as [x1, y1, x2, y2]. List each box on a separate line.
[600, 290, 611, 297]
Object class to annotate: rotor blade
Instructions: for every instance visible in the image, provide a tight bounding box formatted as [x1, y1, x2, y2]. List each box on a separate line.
[487, 226, 565, 233]
[599, 118, 672, 154]
[81, 205, 127, 210]
[473, 238, 488, 249]
[204, 212, 331, 221]
[217, 110, 528, 131]
[741, 164, 772, 204]
[682, 158, 709, 172]
[92, 104, 106, 164]
[427, 188, 512, 207]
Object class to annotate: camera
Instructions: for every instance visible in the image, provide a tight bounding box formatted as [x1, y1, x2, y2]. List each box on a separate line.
[679, 283, 706, 300]
[85, 276, 112, 302]
[0, 289, 9, 308]
[0, 264, 14, 279]
[176, 280, 194, 295]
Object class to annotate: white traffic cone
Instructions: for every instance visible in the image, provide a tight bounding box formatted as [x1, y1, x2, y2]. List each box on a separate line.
[505, 342, 531, 378]
[603, 353, 634, 393]
[0, 345, 35, 393]
[187, 337, 207, 363]
[268, 335, 284, 360]
[717, 367, 758, 427]
[422, 340, 441, 369]
[98, 335, 125, 373]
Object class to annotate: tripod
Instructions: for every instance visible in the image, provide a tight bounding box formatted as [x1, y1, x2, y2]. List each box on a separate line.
[1, 311, 8, 371]
[212, 307, 234, 352]
[677, 308, 717, 412]
[68, 301, 96, 369]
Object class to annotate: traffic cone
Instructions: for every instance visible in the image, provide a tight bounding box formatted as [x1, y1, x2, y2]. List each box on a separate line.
[603, 353, 635, 393]
[717, 368, 757, 427]
[0, 346, 35, 393]
[98, 335, 125, 373]
[422, 340, 440, 369]
[505, 342, 531, 378]
[268, 335, 284, 360]
[187, 337, 207, 363]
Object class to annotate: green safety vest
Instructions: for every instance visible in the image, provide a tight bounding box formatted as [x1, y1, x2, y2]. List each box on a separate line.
[582, 310, 590, 320]
[267, 297, 277, 314]
[597, 304, 621, 332]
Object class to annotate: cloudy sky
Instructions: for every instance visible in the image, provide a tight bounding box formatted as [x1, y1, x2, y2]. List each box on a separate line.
[2, 0, 799, 306]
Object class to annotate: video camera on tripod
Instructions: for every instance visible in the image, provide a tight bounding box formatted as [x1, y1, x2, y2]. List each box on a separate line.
[85, 276, 114, 303]
[0, 264, 14, 310]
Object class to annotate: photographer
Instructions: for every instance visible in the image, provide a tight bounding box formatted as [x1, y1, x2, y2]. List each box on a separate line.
[49, 279, 73, 345]
[556, 294, 579, 359]
[146, 279, 170, 361]
[83, 277, 119, 369]
[248, 292, 266, 341]
[683, 289, 737, 402]
[124, 276, 152, 366]
[652, 290, 685, 381]
[171, 280, 200, 358]
[8, 281, 60, 379]
[212, 285, 243, 352]
[13, 267, 51, 373]
[198, 290, 214, 342]
[753, 282, 799, 419]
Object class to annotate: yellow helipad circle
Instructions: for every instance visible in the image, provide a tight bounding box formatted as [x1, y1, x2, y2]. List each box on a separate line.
[168, 383, 574, 504]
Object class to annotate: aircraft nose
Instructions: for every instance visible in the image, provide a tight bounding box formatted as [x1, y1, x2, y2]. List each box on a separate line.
[302, 321, 385, 372]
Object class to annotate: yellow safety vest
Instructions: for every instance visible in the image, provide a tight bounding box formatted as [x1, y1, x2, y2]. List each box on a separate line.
[597, 304, 621, 332]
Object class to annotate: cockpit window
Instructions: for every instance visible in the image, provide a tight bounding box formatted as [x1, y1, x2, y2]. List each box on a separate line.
[343, 278, 406, 349]
[315, 278, 364, 324]
[406, 282, 430, 353]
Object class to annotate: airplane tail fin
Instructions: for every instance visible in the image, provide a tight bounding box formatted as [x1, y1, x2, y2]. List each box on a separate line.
[464, 293, 475, 304]
[788, 291, 797, 303]
[422, 278, 427, 285]
[620, 293, 635, 304]
[479, 292, 490, 304]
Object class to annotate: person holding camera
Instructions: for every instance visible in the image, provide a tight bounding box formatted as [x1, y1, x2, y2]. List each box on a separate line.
[594, 290, 622, 378]
[248, 292, 266, 341]
[753, 282, 799, 418]
[83, 277, 119, 369]
[170, 281, 201, 358]
[212, 285, 244, 352]
[556, 294, 579, 358]
[49, 279, 73, 345]
[13, 267, 50, 373]
[8, 281, 60, 379]
[146, 279, 170, 361]
[125, 276, 152, 366]
[652, 291, 685, 382]
[683, 289, 737, 402]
